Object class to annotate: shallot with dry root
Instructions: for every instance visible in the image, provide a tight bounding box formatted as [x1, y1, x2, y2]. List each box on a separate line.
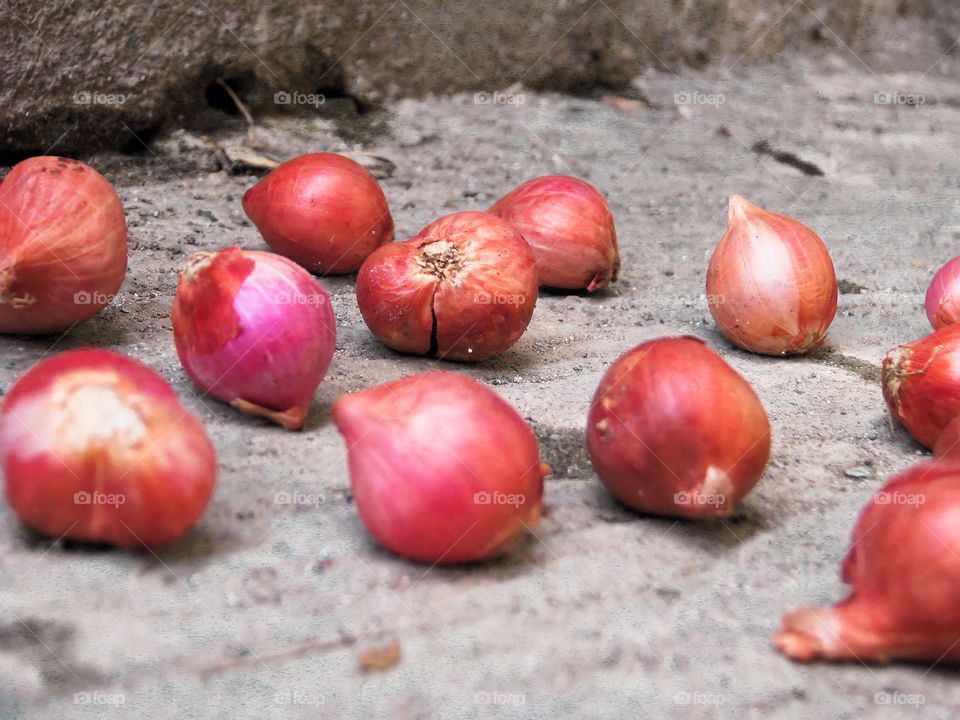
[775, 459, 960, 663]
[356, 211, 538, 361]
[882, 324, 960, 449]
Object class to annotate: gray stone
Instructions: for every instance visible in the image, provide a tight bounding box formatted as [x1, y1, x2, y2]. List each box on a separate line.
[0, 0, 948, 154]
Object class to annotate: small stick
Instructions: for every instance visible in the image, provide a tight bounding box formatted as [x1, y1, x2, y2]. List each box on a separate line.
[215, 78, 255, 128]
[197, 633, 359, 678]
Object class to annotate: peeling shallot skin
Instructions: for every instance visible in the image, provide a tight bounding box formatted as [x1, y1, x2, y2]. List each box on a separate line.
[586, 336, 771, 519]
[172, 247, 337, 430]
[356, 211, 538, 361]
[332, 372, 549, 563]
[0, 349, 216, 548]
[775, 460, 960, 664]
[882, 324, 960, 449]
[488, 175, 619, 292]
[242, 153, 393, 274]
[925, 255, 960, 330]
[706, 195, 837, 356]
[0, 156, 127, 334]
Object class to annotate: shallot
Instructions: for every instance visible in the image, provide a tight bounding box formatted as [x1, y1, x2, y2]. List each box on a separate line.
[489, 175, 619, 292]
[356, 211, 538, 361]
[775, 459, 960, 663]
[925, 255, 960, 330]
[0, 156, 127, 334]
[333, 372, 549, 563]
[0, 349, 216, 548]
[242, 153, 393, 274]
[171, 247, 337, 430]
[706, 195, 837, 356]
[587, 336, 770, 519]
[882, 324, 960, 449]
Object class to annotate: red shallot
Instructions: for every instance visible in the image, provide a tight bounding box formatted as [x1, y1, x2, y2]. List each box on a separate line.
[706, 195, 837, 356]
[0, 349, 216, 548]
[242, 153, 393, 274]
[172, 247, 337, 430]
[356, 211, 538, 361]
[775, 459, 960, 663]
[333, 372, 549, 563]
[489, 175, 619, 292]
[925, 255, 960, 330]
[882, 324, 960, 449]
[0, 156, 127, 334]
[587, 336, 770, 519]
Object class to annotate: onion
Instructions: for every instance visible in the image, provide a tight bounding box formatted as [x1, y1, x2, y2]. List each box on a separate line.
[0, 349, 216, 548]
[333, 371, 549, 563]
[882, 324, 960, 449]
[488, 175, 619, 292]
[587, 336, 770, 519]
[706, 195, 837, 356]
[925, 255, 960, 330]
[242, 153, 394, 274]
[0, 156, 127, 334]
[171, 247, 337, 430]
[356, 211, 538, 361]
[774, 458, 960, 663]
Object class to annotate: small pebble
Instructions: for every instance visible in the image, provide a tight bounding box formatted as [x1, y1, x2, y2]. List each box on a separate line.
[844, 465, 873, 480]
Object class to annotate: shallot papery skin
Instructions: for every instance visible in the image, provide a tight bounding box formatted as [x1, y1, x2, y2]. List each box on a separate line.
[171, 247, 336, 430]
[882, 324, 960, 449]
[706, 195, 837, 356]
[0, 349, 216, 548]
[356, 211, 538, 361]
[587, 336, 770, 519]
[333, 372, 549, 563]
[488, 175, 619, 292]
[774, 460, 960, 663]
[925, 256, 960, 330]
[934, 414, 960, 459]
[242, 153, 393, 274]
[0, 156, 127, 334]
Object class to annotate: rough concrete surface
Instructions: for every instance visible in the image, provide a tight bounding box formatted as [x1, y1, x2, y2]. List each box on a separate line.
[0, 0, 947, 154]
[2, 32, 960, 720]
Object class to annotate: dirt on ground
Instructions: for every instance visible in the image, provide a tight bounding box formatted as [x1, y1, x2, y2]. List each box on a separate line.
[2, 48, 960, 718]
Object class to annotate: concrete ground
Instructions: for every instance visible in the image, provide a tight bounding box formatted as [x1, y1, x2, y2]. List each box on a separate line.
[2, 51, 960, 719]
